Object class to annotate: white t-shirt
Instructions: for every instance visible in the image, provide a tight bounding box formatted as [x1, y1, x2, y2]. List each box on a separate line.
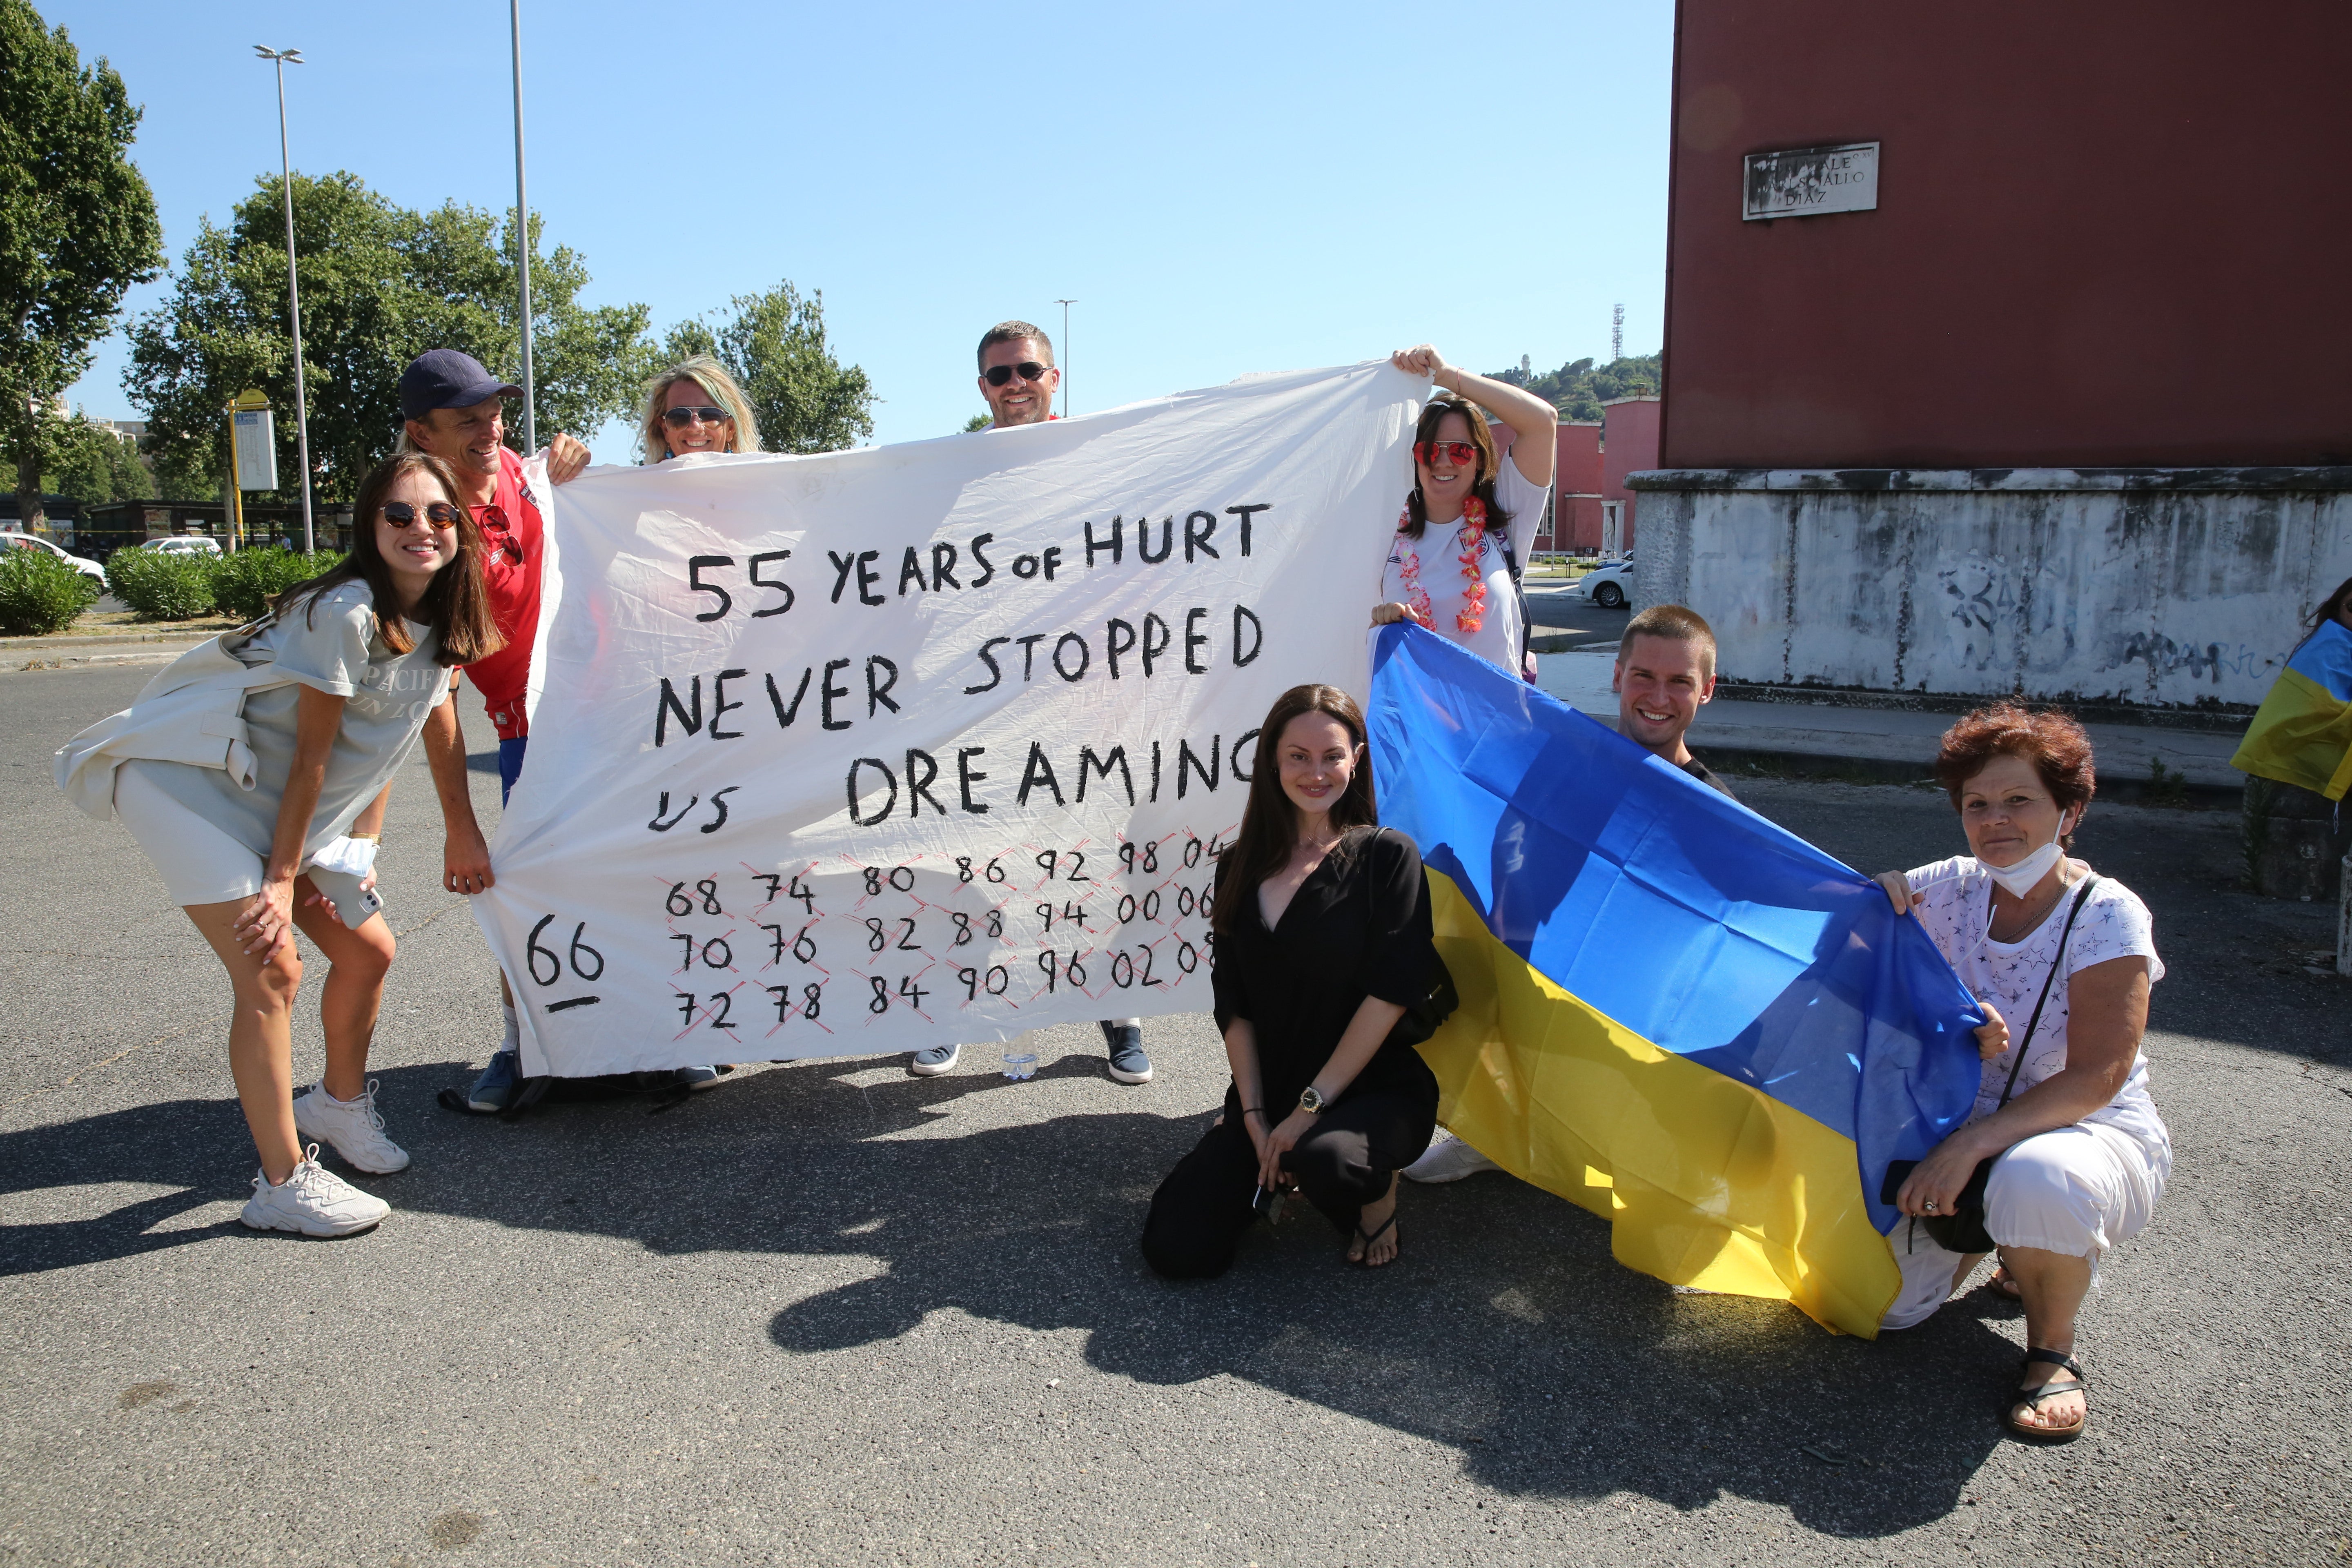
[1379, 452, 1553, 675]
[140, 582, 450, 861]
[1902, 856, 2169, 1149]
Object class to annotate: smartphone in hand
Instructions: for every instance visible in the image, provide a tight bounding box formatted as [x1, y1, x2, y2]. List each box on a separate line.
[307, 866, 384, 929]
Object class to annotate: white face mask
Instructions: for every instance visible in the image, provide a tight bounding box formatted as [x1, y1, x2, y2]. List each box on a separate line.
[1982, 810, 2078, 897]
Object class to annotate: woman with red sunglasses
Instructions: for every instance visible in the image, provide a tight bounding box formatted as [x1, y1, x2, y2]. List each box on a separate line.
[1370, 345, 1558, 678]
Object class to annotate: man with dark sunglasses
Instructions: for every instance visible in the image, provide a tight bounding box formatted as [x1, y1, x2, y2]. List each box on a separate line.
[907, 323, 1154, 1086]
[391, 349, 623, 1110]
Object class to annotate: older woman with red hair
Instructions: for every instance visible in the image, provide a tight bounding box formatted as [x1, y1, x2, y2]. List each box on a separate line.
[1871, 704, 2171, 1443]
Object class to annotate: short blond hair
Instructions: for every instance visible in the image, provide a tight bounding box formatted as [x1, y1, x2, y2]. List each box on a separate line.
[1619, 603, 1718, 679]
[638, 355, 760, 463]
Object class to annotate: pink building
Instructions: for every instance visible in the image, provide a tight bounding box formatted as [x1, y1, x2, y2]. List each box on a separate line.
[1486, 421, 1605, 552]
[1599, 394, 1661, 553]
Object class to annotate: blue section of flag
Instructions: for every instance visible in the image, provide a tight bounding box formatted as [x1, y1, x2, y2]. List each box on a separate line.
[1368, 623, 1984, 1232]
[2287, 618, 2352, 703]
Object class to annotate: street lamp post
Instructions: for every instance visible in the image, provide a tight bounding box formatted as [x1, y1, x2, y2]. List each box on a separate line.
[252, 45, 315, 554]
[1054, 298, 1076, 417]
[510, 0, 537, 453]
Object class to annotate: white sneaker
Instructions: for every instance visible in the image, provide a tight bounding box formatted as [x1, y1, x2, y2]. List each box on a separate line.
[292, 1079, 411, 1174]
[1402, 1131, 1501, 1184]
[241, 1147, 390, 1237]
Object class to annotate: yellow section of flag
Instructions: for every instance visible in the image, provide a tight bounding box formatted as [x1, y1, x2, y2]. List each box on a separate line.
[1413, 870, 1902, 1338]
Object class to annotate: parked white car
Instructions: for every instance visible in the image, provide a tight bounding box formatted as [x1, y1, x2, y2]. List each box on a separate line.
[140, 535, 223, 557]
[1568, 556, 1635, 609]
[0, 532, 106, 584]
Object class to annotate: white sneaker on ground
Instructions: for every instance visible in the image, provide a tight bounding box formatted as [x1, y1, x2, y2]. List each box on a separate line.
[241, 1147, 390, 1237]
[1402, 1130, 1501, 1184]
[291, 1079, 411, 1174]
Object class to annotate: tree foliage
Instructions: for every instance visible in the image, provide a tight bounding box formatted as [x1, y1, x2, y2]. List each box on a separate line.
[45, 416, 153, 504]
[0, 2, 164, 531]
[126, 172, 654, 501]
[1490, 352, 1663, 424]
[660, 281, 875, 457]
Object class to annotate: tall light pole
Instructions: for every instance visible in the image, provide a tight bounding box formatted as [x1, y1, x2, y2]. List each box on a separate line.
[509, 1, 537, 452]
[253, 45, 314, 553]
[1054, 298, 1076, 417]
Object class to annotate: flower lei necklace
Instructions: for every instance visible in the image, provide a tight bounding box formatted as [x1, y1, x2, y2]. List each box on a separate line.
[1395, 494, 1490, 634]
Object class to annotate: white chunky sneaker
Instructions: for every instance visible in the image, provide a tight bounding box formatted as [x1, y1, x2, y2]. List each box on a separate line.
[1402, 1130, 1501, 1184]
[292, 1079, 411, 1174]
[241, 1147, 390, 1237]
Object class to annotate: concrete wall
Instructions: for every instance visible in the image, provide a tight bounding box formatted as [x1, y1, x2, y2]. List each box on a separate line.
[1661, 1, 2352, 469]
[1631, 468, 2352, 709]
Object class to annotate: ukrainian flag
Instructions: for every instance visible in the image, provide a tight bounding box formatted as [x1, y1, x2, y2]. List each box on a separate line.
[2231, 620, 2352, 801]
[1368, 624, 1983, 1337]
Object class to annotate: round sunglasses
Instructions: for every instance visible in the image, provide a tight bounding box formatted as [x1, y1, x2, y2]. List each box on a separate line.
[983, 361, 1050, 386]
[379, 501, 461, 526]
[662, 405, 732, 428]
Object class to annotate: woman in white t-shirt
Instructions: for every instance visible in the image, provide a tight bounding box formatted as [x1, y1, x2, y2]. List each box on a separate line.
[1871, 704, 2171, 1444]
[1370, 345, 1558, 679]
[86, 453, 503, 1238]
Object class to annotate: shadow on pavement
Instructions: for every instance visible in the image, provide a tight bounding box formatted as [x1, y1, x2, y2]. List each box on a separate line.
[2, 1050, 2021, 1537]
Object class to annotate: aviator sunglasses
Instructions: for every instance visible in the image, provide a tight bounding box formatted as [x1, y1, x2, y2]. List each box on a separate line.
[983, 361, 1050, 386]
[661, 405, 732, 428]
[379, 501, 461, 526]
[1414, 440, 1481, 467]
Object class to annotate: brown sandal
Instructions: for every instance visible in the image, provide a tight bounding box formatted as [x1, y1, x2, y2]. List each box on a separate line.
[2004, 1349, 2088, 1443]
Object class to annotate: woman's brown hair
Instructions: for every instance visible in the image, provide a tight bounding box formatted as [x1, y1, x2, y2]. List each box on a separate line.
[274, 452, 506, 667]
[1209, 684, 1379, 935]
[1397, 394, 1512, 541]
[1932, 702, 2097, 848]
[2309, 574, 2352, 634]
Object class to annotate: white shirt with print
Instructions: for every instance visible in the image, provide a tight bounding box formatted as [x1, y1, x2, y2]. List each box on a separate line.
[1379, 454, 1551, 676]
[1902, 856, 2170, 1152]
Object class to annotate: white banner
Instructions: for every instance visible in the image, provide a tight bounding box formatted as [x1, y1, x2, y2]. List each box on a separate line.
[479, 363, 1419, 1076]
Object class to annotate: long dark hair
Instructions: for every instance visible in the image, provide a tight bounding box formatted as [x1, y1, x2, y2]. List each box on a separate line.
[1397, 394, 1512, 541]
[1209, 684, 1379, 935]
[274, 452, 504, 667]
[2310, 575, 2352, 634]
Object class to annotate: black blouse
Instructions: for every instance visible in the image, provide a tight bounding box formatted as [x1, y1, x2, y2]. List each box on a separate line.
[1210, 826, 1457, 1113]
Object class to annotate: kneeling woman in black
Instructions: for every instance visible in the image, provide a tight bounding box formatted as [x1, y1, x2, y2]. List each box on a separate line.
[1141, 684, 1457, 1275]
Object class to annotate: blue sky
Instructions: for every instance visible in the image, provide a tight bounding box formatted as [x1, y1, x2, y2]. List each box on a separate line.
[47, 0, 1672, 455]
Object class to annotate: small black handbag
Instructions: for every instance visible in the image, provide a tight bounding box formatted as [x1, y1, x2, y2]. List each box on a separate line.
[1881, 875, 2099, 1254]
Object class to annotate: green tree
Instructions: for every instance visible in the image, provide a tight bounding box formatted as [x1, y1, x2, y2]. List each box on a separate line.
[0, 2, 164, 533]
[126, 172, 654, 501]
[662, 280, 875, 456]
[961, 412, 993, 434]
[1491, 352, 1663, 423]
[45, 414, 153, 504]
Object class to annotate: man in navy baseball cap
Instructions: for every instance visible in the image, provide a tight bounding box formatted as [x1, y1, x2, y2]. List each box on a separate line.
[398, 347, 620, 1107]
[398, 348, 525, 421]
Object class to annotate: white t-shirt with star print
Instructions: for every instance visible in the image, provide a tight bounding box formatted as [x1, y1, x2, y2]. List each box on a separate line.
[1902, 856, 2169, 1149]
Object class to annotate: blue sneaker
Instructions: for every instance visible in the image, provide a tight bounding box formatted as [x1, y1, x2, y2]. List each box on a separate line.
[673, 1064, 733, 1091]
[1100, 1021, 1152, 1085]
[466, 1050, 519, 1113]
[907, 1044, 960, 1077]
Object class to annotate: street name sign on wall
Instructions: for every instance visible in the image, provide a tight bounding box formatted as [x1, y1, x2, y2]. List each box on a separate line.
[1743, 142, 1879, 220]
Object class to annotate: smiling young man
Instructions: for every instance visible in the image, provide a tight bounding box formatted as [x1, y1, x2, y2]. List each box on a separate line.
[388, 349, 619, 1109]
[1405, 603, 1734, 1185]
[903, 323, 1155, 1087]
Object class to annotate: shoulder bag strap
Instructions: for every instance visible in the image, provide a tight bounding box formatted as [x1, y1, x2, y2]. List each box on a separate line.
[1490, 508, 1534, 675]
[1992, 873, 2100, 1108]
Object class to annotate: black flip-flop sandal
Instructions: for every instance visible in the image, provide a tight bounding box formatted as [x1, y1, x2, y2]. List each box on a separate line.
[1350, 1208, 1401, 1268]
[2005, 1349, 2088, 1443]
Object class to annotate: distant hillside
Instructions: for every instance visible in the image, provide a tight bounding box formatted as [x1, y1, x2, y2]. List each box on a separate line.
[1488, 354, 1662, 423]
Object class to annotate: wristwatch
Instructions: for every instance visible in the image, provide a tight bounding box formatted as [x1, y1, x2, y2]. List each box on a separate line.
[1298, 1086, 1327, 1116]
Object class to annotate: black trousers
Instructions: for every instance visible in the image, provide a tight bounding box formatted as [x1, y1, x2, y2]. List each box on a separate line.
[1140, 1082, 1437, 1279]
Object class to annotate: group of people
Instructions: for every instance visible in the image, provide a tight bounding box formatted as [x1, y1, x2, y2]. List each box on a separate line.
[61, 318, 2244, 1447]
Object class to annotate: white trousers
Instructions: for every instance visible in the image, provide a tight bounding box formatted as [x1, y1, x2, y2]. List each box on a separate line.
[1882, 1118, 2171, 1331]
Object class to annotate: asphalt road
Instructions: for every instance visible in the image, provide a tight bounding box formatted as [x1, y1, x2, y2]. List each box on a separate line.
[3, 663, 2348, 1567]
[1523, 586, 1627, 641]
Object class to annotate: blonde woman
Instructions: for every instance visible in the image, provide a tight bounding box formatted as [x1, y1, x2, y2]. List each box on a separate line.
[639, 354, 761, 462]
